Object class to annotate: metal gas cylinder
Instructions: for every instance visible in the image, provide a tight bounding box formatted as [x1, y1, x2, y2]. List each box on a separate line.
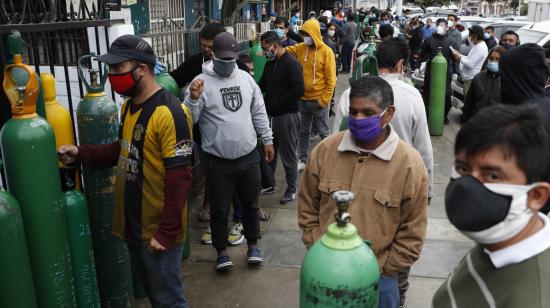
[250, 39, 267, 83]
[155, 71, 180, 98]
[61, 166, 101, 308]
[300, 191, 380, 308]
[0, 160, 37, 308]
[0, 54, 76, 307]
[42, 72, 75, 149]
[428, 48, 448, 136]
[76, 53, 134, 307]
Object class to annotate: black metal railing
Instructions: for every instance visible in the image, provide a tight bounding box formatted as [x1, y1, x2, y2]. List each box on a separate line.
[140, 28, 201, 72]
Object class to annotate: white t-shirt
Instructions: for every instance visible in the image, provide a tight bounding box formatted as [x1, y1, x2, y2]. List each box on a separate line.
[460, 41, 489, 81]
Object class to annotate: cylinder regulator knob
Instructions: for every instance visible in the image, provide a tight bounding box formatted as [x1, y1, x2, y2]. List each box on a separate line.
[15, 86, 26, 112]
[332, 190, 355, 227]
[89, 69, 99, 87]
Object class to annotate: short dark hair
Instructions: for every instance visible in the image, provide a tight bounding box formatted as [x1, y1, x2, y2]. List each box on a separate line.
[436, 18, 447, 26]
[350, 76, 394, 109]
[501, 30, 520, 43]
[199, 22, 226, 40]
[379, 24, 395, 39]
[347, 13, 355, 21]
[448, 14, 458, 20]
[455, 104, 550, 182]
[380, 11, 391, 19]
[131, 59, 155, 75]
[485, 25, 495, 31]
[274, 17, 289, 28]
[260, 31, 281, 46]
[318, 16, 329, 25]
[376, 37, 410, 68]
[238, 54, 252, 64]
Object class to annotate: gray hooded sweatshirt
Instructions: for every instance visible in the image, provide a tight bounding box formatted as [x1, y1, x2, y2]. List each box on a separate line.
[185, 61, 273, 160]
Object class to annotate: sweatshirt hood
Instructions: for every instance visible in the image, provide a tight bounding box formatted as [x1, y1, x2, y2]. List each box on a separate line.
[301, 19, 324, 48]
[500, 43, 548, 104]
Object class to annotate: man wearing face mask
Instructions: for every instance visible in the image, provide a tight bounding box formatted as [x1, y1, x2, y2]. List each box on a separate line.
[377, 11, 400, 38]
[300, 76, 428, 308]
[452, 25, 488, 97]
[185, 32, 274, 272]
[58, 35, 194, 307]
[273, 17, 297, 47]
[500, 30, 520, 49]
[259, 31, 305, 205]
[484, 26, 498, 49]
[446, 14, 462, 51]
[422, 18, 436, 40]
[421, 18, 454, 122]
[286, 19, 336, 172]
[432, 104, 550, 307]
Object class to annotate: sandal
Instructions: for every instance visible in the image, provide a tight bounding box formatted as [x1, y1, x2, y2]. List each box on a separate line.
[198, 207, 210, 222]
[259, 208, 270, 221]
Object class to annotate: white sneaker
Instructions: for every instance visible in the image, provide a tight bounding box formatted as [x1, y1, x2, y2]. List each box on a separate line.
[227, 223, 244, 246]
[298, 161, 306, 172]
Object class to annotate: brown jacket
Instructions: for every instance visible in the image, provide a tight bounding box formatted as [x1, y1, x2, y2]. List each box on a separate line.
[298, 127, 428, 275]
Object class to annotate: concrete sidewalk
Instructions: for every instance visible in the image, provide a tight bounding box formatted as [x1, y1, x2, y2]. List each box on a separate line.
[137, 73, 471, 308]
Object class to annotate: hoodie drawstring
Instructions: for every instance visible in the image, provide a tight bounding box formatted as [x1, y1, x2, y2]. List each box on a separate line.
[313, 48, 317, 85]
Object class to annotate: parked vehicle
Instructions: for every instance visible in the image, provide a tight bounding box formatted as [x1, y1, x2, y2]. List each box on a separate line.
[516, 20, 550, 46]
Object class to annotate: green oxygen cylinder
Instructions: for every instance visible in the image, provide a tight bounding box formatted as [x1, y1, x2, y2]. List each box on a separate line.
[250, 40, 267, 83]
[0, 160, 37, 308]
[1, 55, 76, 307]
[300, 191, 380, 308]
[60, 166, 101, 308]
[155, 72, 180, 98]
[428, 48, 448, 136]
[76, 54, 134, 307]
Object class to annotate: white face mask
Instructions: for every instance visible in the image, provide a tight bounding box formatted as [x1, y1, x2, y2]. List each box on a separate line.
[436, 26, 446, 36]
[461, 183, 536, 244]
[448, 20, 454, 27]
[304, 36, 314, 46]
[327, 30, 335, 37]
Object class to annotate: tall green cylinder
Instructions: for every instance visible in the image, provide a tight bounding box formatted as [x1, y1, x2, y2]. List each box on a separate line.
[300, 191, 379, 307]
[0, 162, 37, 308]
[155, 72, 180, 98]
[61, 167, 101, 308]
[1, 56, 76, 308]
[76, 54, 134, 307]
[428, 51, 447, 136]
[250, 40, 267, 83]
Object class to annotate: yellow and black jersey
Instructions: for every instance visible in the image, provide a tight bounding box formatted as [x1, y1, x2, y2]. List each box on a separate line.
[113, 88, 193, 245]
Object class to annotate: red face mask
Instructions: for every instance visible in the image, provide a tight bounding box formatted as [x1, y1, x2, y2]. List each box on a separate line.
[108, 66, 141, 96]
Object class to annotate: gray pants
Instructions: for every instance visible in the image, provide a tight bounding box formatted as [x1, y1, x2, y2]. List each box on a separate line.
[269, 112, 300, 191]
[299, 100, 330, 163]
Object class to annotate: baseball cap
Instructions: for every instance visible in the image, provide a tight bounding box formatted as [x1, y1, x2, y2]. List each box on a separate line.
[468, 25, 484, 38]
[213, 32, 239, 60]
[97, 35, 156, 65]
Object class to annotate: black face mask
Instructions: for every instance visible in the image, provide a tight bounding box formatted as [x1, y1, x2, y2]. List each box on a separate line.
[445, 176, 511, 232]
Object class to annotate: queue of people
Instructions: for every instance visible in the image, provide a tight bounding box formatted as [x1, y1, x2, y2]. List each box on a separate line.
[54, 5, 550, 308]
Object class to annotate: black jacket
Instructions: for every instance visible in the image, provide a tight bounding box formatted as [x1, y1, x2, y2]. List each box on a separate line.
[259, 52, 305, 117]
[421, 33, 453, 96]
[461, 70, 500, 123]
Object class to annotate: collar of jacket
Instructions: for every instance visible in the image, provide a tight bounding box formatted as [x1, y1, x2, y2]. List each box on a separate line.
[337, 124, 399, 161]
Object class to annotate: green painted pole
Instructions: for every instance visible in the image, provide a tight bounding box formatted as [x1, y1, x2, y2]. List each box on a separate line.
[76, 54, 134, 307]
[428, 49, 448, 136]
[61, 167, 101, 308]
[0, 160, 38, 308]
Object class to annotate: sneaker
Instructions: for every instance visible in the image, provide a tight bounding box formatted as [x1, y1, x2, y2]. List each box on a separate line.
[247, 247, 263, 265]
[200, 226, 212, 244]
[260, 186, 275, 195]
[216, 255, 234, 272]
[280, 189, 297, 205]
[297, 161, 306, 172]
[227, 223, 244, 246]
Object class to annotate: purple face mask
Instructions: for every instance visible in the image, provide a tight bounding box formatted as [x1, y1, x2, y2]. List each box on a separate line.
[348, 109, 387, 144]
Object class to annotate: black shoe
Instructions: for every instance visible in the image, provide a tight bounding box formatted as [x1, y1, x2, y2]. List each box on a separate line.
[280, 189, 297, 205]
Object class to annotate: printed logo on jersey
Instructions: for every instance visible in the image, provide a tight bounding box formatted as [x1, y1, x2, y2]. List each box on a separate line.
[133, 124, 144, 141]
[175, 140, 193, 157]
[220, 86, 242, 112]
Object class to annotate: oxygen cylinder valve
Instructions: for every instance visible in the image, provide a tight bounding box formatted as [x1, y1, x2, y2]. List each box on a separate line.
[15, 86, 26, 112]
[332, 191, 355, 227]
[89, 69, 100, 87]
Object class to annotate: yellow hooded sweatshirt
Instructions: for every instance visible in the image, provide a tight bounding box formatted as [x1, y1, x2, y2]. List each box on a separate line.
[286, 19, 336, 108]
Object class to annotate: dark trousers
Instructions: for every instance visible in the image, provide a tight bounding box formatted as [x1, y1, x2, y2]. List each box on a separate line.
[341, 41, 354, 71]
[202, 150, 261, 251]
[265, 112, 300, 191]
[128, 244, 188, 308]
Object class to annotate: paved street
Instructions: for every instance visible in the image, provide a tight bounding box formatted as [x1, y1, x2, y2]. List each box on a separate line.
[137, 73, 473, 308]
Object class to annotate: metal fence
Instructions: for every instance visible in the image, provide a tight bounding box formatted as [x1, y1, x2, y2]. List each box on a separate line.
[141, 28, 201, 72]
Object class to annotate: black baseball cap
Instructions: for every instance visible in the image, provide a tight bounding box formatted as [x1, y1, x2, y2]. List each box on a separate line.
[213, 32, 239, 60]
[97, 35, 156, 65]
[468, 25, 484, 38]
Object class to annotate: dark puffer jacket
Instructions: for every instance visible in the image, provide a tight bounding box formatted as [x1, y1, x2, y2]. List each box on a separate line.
[460, 70, 500, 123]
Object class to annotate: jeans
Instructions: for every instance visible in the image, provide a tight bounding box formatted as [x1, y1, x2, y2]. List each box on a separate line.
[128, 244, 188, 308]
[299, 100, 330, 163]
[202, 150, 261, 251]
[379, 274, 399, 308]
[341, 41, 354, 71]
[269, 112, 300, 191]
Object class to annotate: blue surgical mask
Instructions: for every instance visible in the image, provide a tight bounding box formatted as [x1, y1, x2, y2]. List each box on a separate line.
[303, 36, 314, 46]
[487, 61, 499, 73]
[275, 28, 286, 38]
[502, 43, 513, 50]
[484, 32, 490, 40]
[263, 46, 276, 61]
[213, 57, 236, 77]
[380, 20, 390, 25]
